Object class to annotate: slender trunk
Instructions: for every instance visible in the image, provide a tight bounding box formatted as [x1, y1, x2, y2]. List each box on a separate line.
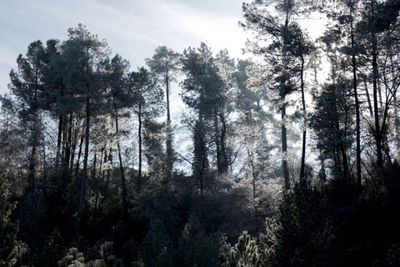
[351, 17, 362, 192]
[282, 102, 290, 191]
[165, 73, 173, 183]
[64, 113, 73, 177]
[214, 109, 221, 175]
[79, 95, 90, 215]
[70, 125, 79, 172]
[364, 77, 374, 117]
[390, 44, 400, 158]
[299, 56, 307, 185]
[219, 111, 228, 174]
[371, 11, 383, 169]
[28, 132, 37, 189]
[28, 92, 39, 189]
[75, 126, 84, 177]
[42, 139, 47, 180]
[61, 113, 67, 168]
[282, 8, 290, 192]
[99, 146, 104, 179]
[333, 84, 348, 181]
[343, 104, 351, 181]
[137, 103, 142, 191]
[249, 149, 257, 221]
[55, 115, 63, 172]
[113, 97, 127, 208]
[106, 148, 113, 187]
[91, 149, 97, 180]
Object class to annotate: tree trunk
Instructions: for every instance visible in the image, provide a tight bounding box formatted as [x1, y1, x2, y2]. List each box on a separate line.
[137, 103, 142, 191]
[91, 149, 97, 180]
[64, 113, 73, 177]
[299, 56, 307, 185]
[113, 97, 128, 210]
[79, 95, 90, 216]
[219, 111, 228, 174]
[75, 126, 84, 177]
[363, 77, 374, 117]
[55, 115, 63, 172]
[282, 101, 290, 192]
[165, 73, 173, 182]
[371, 13, 383, 169]
[214, 109, 222, 175]
[282, 8, 290, 192]
[70, 124, 79, 172]
[28, 89, 39, 189]
[351, 17, 362, 192]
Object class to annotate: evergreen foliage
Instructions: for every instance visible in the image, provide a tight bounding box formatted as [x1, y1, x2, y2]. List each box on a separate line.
[1, 1, 400, 264]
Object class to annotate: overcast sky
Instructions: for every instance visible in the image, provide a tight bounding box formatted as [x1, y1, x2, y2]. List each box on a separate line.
[0, 0, 248, 94]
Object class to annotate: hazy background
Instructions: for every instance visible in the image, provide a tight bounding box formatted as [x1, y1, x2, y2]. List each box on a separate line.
[0, 0, 248, 94]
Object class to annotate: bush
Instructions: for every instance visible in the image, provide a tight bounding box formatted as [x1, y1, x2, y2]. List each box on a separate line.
[0, 175, 19, 266]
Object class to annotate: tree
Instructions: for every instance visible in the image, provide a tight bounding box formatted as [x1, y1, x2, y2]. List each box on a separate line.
[242, 0, 309, 191]
[62, 24, 110, 216]
[129, 67, 163, 191]
[8, 40, 47, 189]
[146, 46, 181, 183]
[181, 43, 227, 194]
[107, 54, 132, 211]
[319, 0, 364, 192]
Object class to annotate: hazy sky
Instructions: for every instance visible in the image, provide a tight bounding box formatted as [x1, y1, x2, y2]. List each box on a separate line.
[0, 0, 248, 94]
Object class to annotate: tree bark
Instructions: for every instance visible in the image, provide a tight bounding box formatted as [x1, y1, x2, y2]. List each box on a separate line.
[299, 56, 307, 185]
[165, 72, 173, 182]
[75, 126, 84, 177]
[55, 115, 63, 172]
[79, 94, 90, 216]
[351, 16, 362, 192]
[137, 102, 142, 191]
[371, 8, 383, 169]
[113, 97, 128, 209]
[282, 101, 290, 191]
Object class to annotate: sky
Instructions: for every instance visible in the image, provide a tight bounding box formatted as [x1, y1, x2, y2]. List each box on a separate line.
[0, 0, 248, 95]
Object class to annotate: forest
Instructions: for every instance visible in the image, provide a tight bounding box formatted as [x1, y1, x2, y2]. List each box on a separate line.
[1, 0, 400, 266]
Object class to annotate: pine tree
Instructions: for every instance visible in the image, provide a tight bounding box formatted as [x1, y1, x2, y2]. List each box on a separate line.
[8, 40, 47, 189]
[146, 46, 181, 183]
[61, 24, 110, 216]
[128, 67, 163, 191]
[242, 0, 311, 191]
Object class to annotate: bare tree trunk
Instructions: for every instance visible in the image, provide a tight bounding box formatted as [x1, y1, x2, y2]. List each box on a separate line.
[91, 148, 97, 180]
[70, 123, 79, 172]
[165, 73, 173, 182]
[282, 101, 290, 192]
[137, 103, 143, 191]
[219, 111, 228, 174]
[282, 9, 290, 192]
[55, 115, 63, 172]
[75, 125, 84, 177]
[299, 56, 307, 185]
[79, 95, 90, 216]
[214, 109, 221, 175]
[64, 113, 73, 177]
[363, 77, 374, 117]
[371, 1, 383, 169]
[99, 146, 104, 179]
[351, 17, 362, 192]
[106, 148, 113, 188]
[113, 97, 128, 209]
[28, 97, 39, 190]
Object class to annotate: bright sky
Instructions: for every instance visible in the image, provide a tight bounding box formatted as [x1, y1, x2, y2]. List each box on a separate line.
[0, 0, 248, 94]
